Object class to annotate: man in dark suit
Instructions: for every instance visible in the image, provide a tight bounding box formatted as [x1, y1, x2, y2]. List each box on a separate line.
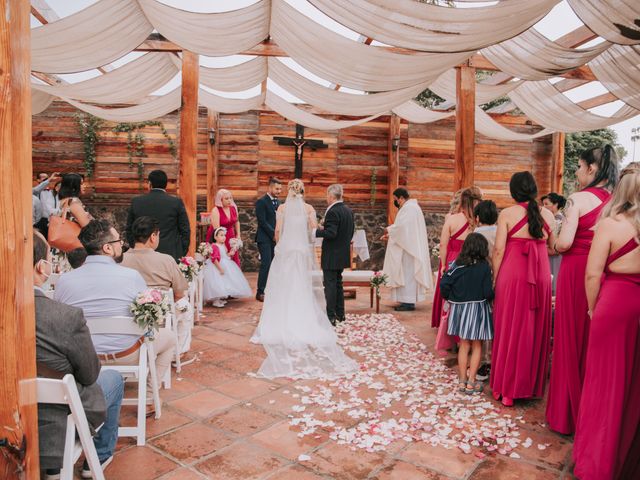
[315, 184, 355, 325]
[33, 232, 124, 479]
[255, 177, 283, 302]
[126, 170, 190, 261]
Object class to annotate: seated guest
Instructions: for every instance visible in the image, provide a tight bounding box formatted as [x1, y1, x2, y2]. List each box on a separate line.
[55, 219, 175, 403]
[34, 231, 124, 479]
[122, 216, 195, 365]
[67, 247, 88, 269]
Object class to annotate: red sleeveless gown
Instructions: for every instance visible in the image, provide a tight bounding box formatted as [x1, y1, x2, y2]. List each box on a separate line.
[546, 187, 611, 434]
[490, 207, 552, 401]
[431, 222, 469, 328]
[573, 238, 640, 480]
[206, 205, 240, 267]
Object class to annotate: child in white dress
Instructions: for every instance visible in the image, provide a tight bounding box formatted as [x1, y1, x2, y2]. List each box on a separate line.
[203, 227, 252, 307]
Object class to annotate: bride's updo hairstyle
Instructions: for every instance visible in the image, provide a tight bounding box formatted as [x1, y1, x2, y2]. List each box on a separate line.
[288, 178, 305, 198]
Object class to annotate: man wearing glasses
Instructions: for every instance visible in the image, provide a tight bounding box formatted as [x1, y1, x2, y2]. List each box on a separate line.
[55, 219, 175, 405]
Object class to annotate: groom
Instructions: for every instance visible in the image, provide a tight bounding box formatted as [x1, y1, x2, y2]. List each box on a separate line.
[255, 177, 282, 302]
[315, 184, 354, 325]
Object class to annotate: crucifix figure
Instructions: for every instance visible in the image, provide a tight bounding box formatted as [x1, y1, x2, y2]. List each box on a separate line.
[273, 124, 328, 178]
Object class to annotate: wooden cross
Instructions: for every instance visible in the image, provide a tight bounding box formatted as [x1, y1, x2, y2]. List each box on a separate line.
[273, 124, 328, 178]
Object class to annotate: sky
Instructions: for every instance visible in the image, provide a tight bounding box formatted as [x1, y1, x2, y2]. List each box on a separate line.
[35, 0, 639, 164]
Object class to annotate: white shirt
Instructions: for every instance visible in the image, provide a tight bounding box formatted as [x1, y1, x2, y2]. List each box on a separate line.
[40, 189, 59, 218]
[54, 256, 147, 354]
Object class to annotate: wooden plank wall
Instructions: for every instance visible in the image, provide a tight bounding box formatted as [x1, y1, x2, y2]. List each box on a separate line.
[33, 101, 552, 211]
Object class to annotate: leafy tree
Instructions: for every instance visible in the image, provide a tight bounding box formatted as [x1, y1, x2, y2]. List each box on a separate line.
[563, 129, 627, 194]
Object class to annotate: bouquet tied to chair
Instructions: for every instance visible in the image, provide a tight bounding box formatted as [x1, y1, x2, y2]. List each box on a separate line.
[131, 289, 170, 340]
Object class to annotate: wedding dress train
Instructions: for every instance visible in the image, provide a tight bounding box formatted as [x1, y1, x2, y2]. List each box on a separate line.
[250, 192, 358, 379]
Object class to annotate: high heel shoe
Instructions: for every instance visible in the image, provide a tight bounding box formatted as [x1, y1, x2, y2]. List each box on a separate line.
[501, 396, 514, 407]
[492, 391, 501, 401]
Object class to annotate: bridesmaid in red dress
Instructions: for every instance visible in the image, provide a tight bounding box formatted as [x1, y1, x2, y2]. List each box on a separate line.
[574, 163, 640, 480]
[546, 145, 618, 435]
[491, 172, 555, 407]
[206, 189, 242, 267]
[431, 187, 482, 329]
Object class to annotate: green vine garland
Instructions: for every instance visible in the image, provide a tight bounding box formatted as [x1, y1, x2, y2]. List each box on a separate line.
[75, 114, 103, 178]
[370, 167, 377, 206]
[112, 121, 177, 186]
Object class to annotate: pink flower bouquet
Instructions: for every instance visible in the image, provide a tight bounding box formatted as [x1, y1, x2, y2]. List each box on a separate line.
[178, 256, 202, 282]
[370, 271, 388, 297]
[195, 242, 213, 262]
[130, 289, 170, 339]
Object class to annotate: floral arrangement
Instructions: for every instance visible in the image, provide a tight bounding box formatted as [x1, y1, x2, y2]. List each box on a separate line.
[130, 289, 169, 340]
[195, 242, 213, 262]
[229, 237, 243, 255]
[431, 243, 441, 259]
[370, 271, 388, 297]
[178, 256, 202, 282]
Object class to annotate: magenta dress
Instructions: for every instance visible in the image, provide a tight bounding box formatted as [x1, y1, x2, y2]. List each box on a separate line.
[546, 187, 610, 434]
[490, 208, 552, 401]
[431, 222, 469, 328]
[573, 238, 640, 480]
[206, 206, 240, 267]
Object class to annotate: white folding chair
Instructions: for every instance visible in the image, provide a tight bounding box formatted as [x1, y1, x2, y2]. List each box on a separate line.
[87, 316, 161, 446]
[36, 374, 105, 480]
[156, 288, 179, 387]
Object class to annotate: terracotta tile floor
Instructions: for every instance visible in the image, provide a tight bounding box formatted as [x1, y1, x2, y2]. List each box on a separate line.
[99, 273, 575, 479]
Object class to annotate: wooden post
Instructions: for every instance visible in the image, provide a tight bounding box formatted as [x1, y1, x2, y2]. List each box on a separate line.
[206, 109, 219, 212]
[178, 50, 199, 256]
[551, 132, 565, 194]
[0, 0, 39, 477]
[387, 114, 401, 224]
[454, 65, 476, 190]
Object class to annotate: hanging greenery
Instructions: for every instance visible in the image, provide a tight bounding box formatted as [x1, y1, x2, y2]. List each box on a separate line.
[370, 167, 378, 206]
[75, 114, 103, 178]
[112, 121, 177, 185]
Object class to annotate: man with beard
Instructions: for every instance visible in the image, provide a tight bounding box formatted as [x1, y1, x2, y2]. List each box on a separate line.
[55, 219, 175, 402]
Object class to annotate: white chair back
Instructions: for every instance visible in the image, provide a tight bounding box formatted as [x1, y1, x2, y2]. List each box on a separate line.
[153, 288, 178, 387]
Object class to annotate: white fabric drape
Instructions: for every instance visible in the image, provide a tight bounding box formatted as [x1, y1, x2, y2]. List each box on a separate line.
[509, 81, 640, 132]
[391, 101, 454, 124]
[265, 91, 380, 130]
[475, 107, 553, 142]
[137, 0, 270, 57]
[31, 53, 178, 104]
[32, 89, 54, 115]
[65, 88, 181, 122]
[430, 69, 523, 105]
[199, 89, 264, 114]
[199, 57, 267, 92]
[270, 0, 471, 92]
[308, 0, 559, 53]
[268, 58, 429, 116]
[483, 29, 611, 80]
[567, 0, 640, 45]
[590, 45, 640, 110]
[31, 0, 153, 73]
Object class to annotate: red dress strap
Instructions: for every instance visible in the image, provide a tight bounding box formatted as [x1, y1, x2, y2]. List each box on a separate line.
[605, 238, 640, 269]
[583, 187, 611, 203]
[508, 204, 551, 238]
[451, 221, 470, 240]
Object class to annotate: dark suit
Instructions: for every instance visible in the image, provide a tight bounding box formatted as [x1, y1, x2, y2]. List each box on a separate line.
[315, 202, 355, 321]
[255, 194, 279, 295]
[126, 189, 190, 261]
[35, 289, 106, 469]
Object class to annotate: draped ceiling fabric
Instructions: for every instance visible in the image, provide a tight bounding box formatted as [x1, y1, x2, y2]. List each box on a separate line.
[483, 29, 611, 80]
[265, 91, 381, 131]
[308, 0, 559, 53]
[509, 81, 640, 132]
[137, 0, 270, 57]
[430, 69, 523, 105]
[199, 57, 267, 92]
[474, 107, 552, 142]
[199, 89, 265, 114]
[270, 0, 471, 92]
[32, 53, 178, 104]
[391, 101, 454, 124]
[268, 58, 429, 116]
[567, 0, 640, 45]
[31, 0, 153, 73]
[32, 89, 54, 115]
[65, 88, 182, 122]
[590, 45, 640, 110]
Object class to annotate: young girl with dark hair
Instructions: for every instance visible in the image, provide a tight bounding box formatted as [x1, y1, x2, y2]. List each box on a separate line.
[491, 171, 556, 407]
[440, 233, 494, 395]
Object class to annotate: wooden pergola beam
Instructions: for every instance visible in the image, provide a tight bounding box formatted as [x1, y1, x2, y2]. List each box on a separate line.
[551, 132, 565, 194]
[454, 65, 476, 190]
[576, 92, 619, 110]
[387, 114, 401, 224]
[206, 109, 219, 212]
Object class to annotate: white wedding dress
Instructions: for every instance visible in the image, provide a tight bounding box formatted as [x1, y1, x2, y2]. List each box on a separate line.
[250, 193, 358, 379]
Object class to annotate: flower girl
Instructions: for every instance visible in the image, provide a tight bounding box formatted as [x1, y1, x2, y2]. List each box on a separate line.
[203, 227, 252, 307]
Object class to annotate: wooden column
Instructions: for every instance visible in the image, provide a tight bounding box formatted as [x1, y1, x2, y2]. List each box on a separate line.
[206, 109, 219, 212]
[551, 132, 565, 194]
[0, 0, 39, 476]
[178, 50, 199, 256]
[454, 65, 476, 190]
[387, 114, 401, 224]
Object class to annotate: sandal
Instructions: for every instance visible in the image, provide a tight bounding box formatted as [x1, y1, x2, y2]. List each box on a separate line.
[458, 379, 468, 393]
[465, 380, 484, 395]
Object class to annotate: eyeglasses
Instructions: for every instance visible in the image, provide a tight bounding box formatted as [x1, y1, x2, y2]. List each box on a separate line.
[105, 238, 124, 246]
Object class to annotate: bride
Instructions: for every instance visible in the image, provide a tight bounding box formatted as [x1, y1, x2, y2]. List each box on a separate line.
[251, 179, 358, 379]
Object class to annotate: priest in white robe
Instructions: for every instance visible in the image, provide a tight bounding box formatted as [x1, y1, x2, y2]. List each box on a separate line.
[382, 188, 433, 312]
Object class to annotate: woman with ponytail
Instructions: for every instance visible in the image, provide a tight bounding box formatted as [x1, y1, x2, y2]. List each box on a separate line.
[491, 172, 555, 406]
[431, 187, 482, 330]
[546, 144, 619, 434]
